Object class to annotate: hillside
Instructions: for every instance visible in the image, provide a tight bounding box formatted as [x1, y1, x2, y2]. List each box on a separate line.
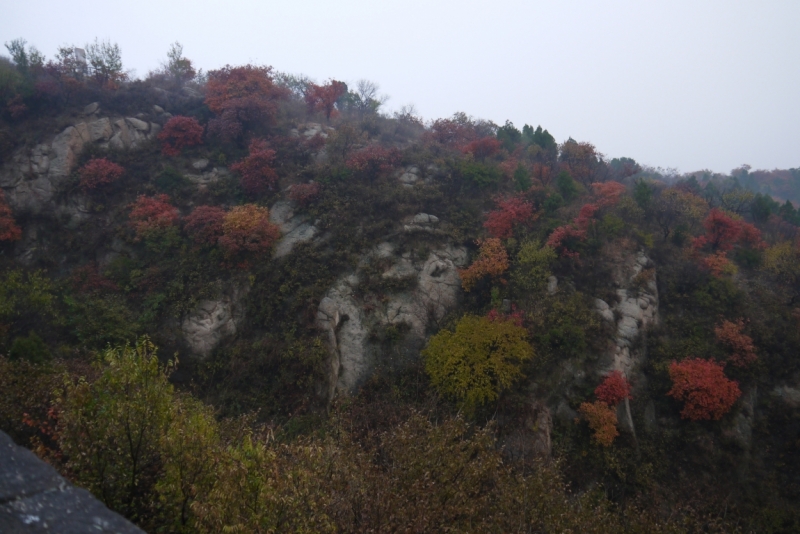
[1, 41, 799, 532]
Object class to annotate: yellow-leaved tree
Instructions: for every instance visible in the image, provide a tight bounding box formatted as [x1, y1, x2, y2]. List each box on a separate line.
[422, 314, 534, 414]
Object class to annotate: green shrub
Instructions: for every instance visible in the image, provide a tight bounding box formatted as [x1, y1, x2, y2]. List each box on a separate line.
[154, 166, 189, 195]
[458, 160, 501, 189]
[8, 331, 50, 363]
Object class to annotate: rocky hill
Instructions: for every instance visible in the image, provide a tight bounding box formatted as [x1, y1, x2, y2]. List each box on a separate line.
[1, 51, 799, 532]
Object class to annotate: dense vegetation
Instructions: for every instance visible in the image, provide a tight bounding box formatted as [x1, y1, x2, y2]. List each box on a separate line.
[1, 38, 799, 532]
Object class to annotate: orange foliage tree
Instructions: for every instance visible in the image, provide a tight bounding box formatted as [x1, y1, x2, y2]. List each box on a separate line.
[667, 358, 741, 421]
[459, 238, 509, 291]
[128, 195, 180, 240]
[218, 204, 281, 257]
[158, 115, 204, 156]
[0, 190, 22, 242]
[204, 65, 287, 142]
[578, 401, 619, 447]
[78, 158, 124, 191]
[231, 139, 279, 196]
[714, 319, 757, 367]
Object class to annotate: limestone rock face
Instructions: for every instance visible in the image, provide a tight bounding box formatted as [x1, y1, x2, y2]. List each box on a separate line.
[598, 251, 659, 378]
[316, 242, 467, 400]
[403, 213, 443, 234]
[181, 285, 248, 359]
[183, 166, 229, 186]
[772, 384, 800, 408]
[270, 200, 319, 258]
[0, 114, 161, 215]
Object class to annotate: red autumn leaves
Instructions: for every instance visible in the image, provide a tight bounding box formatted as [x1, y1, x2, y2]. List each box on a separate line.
[0, 190, 21, 242]
[128, 195, 280, 258]
[579, 370, 632, 447]
[667, 359, 741, 421]
[158, 116, 204, 156]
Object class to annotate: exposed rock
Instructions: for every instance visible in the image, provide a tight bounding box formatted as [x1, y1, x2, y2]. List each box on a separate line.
[411, 213, 439, 225]
[83, 102, 99, 115]
[153, 104, 164, 114]
[191, 158, 209, 171]
[181, 285, 248, 359]
[398, 166, 419, 186]
[722, 387, 756, 450]
[555, 401, 578, 422]
[317, 243, 467, 397]
[403, 213, 442, 234]
[502, 401, 552, 460]
[772, 384, 800, 408]
[0, 114, 161, 215]
[299, 122, 332, 139]
[547, 275, 558, 295]
[125, 117, 150, 132]
[594, 298, 614, 322]
[596, 250, 659, 377]
[183, 167, 229, 186]
[270, 200, 319, 258]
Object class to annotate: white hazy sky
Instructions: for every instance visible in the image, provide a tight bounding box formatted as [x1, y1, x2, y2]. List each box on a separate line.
[3, 0, 798, 174]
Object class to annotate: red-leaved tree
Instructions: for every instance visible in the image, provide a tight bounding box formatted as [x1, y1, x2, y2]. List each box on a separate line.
[591, 181, 626, 207]
[231, 139, 279, 196]
[158, 115, 204, 156]
[218, 204, 281, 257]
[78, 158, 124, 191]
[692, 208, 743, 252]
[486, 306, 524, 327]
[546, 225, 586, 259]
[205, 65, 287, 142]
[304, 80, 347, 121]
[462, 137, 501, 160]
[595, 370, 632, 406]
[484, 196, 534, 239]
[289, 182, 321, 207]
[714, 319, 757, 367]
[0, 190, 22, 242]
[345, 145, 401, 176]
[128, 194, 180, 240]
[667, 358, 741, 421]
[184, 205, 226, 245]
[575, 203, 600, 230]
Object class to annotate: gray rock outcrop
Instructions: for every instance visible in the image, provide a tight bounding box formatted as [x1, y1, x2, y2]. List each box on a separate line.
[181, 284, 248, 359]
[270, 200, 319, 258]
[317, 242, 467, 401]
[0, 115, 161, 215]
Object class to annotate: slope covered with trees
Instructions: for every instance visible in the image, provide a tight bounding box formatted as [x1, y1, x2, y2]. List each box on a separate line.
[1, 38, 799, 532]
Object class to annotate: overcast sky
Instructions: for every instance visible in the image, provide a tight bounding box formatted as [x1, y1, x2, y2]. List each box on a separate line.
[3, 0, 798, 174]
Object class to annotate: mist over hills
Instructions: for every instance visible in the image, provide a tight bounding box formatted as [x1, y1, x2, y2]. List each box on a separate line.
[1, 39, 799, 532]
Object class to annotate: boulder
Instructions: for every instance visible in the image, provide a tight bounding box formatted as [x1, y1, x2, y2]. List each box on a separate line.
[192, 159, 209, 171]
[181, 285, 248, 359]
